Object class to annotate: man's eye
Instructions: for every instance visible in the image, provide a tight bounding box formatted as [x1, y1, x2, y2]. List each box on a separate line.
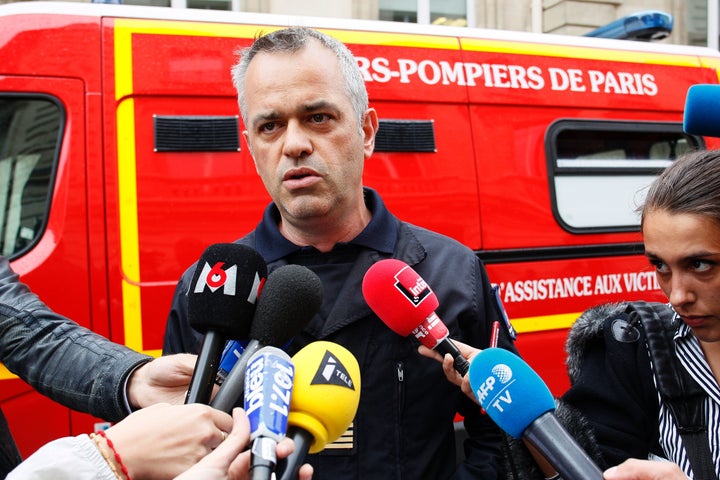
[693, 260, 713, 272]
[260, 122, 277, 133]
[650, 259, 668, 273]
[310, 114, 328, 123]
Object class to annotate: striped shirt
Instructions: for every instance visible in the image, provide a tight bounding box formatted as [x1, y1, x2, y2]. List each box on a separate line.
[653, 318, 720, 478]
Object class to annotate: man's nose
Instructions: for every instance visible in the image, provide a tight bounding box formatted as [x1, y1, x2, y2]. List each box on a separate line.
[283, 120, 312, 159]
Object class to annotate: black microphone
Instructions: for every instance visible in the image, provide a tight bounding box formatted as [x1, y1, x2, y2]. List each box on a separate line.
[185, 243, 267, 405]
[210, 264, 323, 413]
[468, 348, 604, 480]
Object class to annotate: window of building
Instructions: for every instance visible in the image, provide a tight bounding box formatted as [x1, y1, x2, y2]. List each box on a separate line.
[380, 0, 471, 27]
[546, 120, 701, 232]
[429, 0, 467, 26]
[0, 97, 62, 258]
[94, 0, 171, 5]
[186, 0, 232, 10]
[380, 0, 417, 23]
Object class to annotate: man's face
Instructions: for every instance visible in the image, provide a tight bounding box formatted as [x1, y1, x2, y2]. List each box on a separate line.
[242, 39, 376, 228]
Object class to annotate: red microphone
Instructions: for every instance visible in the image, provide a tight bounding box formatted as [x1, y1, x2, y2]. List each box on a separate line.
[362, 258, 470, 375]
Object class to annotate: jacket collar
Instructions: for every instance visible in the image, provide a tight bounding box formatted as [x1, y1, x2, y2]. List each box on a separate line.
[253, 187, 397, 263]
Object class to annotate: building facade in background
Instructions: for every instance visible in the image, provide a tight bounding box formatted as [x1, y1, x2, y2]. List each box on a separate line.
[5, 0, 706, 48]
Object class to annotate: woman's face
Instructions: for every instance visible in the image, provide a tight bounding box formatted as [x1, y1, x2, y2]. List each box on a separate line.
[643, 209, 720, 344]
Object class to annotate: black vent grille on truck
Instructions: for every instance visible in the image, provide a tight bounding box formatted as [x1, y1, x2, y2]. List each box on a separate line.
[375, 119, 436, 152]
[153, 115, 239, 152]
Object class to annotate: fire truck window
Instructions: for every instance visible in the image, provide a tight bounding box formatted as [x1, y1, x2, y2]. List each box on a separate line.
[0, 98, 61, 258]
[547, 121, 700, 232]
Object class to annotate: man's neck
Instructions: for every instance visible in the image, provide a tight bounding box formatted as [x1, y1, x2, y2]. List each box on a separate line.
[279, 207, 371, 253]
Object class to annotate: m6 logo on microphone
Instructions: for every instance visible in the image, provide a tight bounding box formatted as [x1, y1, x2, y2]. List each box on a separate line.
[194, 261, 238, 295]
[393, 265, 433, 306]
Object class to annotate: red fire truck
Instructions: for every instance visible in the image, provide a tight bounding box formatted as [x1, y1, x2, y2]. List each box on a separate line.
[1, 1, 719, 457]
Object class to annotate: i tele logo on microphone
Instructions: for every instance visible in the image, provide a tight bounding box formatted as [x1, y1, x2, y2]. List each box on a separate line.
[393, 266, 432, 306]
[311, 350, 356, 390]
[476, 363, 515, 413]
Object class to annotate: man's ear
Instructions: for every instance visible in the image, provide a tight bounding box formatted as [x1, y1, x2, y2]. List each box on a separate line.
[362, 108, 379, 159]
[242, 130, 259, 173]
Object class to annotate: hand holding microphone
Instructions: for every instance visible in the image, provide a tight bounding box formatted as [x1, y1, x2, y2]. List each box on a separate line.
[362, 258, 470, 374]
[468, 348, 604, 480]
[185, 243, 267, 404]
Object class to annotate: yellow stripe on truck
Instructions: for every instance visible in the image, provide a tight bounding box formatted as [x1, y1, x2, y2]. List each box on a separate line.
[115, 21, 143, 352]
[510, 312, 581, 334]
[461, 38, 704, 67]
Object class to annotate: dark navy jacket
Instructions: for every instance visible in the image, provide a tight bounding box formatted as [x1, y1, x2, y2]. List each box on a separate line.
[164, 188, 517, 479]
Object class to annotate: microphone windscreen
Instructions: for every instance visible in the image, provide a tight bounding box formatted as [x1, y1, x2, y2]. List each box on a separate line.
[289, 341, 361, 453]
[249, 264, 323, 346]
[245, 346, 295, 442]
[468, 348, 555, 438]
[188, 243, 267, 338]
[362, 259, 439, 336]
[684, 84, 720, 137]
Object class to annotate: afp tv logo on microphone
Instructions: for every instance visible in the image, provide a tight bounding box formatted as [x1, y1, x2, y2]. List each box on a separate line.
[194, 261, 237, 295]
[476, 363, 515, 413]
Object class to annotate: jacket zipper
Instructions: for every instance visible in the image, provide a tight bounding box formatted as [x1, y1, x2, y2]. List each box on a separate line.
[396, 361, 405, 479]
[396, 361, 405, 416]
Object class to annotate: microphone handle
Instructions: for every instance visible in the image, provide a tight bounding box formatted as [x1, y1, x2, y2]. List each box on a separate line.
[275, 427, 313, 480]
[210, 339, 262, 412]
[250, 465, 272, 480]
[434, 337, 470, 376]
[522, 412, 604, 480]
[185, 330, 225, 404]
[250, 437, 277, 480]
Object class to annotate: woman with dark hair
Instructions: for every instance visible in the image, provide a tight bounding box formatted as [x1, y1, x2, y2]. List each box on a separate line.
[424, 149, 720, 479]
[555, 148, 720, 479]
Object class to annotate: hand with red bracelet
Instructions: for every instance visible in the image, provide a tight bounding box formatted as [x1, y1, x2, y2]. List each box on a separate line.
[6, 402, 233, 480]
[175, 408, 314, 480]
[101, 402, 234, 480]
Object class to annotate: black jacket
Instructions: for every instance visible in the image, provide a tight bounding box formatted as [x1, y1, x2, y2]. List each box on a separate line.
[561, 302, 665, 467]
[0, 256, 151, 478]
[164, 207, 517, 479]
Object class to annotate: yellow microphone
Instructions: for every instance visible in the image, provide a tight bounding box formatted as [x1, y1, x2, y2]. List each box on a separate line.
[275, 341, 361, 479]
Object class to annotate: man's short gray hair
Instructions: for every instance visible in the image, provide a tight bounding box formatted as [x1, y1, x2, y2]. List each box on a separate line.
[231, 27, 369, 132]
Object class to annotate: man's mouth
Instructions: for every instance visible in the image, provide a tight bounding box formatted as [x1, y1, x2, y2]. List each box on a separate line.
[283, 168, 320, 188]
[284, 168, 315, 181]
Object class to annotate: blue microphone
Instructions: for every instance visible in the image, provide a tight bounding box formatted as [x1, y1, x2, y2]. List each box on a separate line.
[468, 348, 603, 480]
[684, 84, 720, 137]
[216, 340, 248, 385]
[244, 346, 295, 480]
